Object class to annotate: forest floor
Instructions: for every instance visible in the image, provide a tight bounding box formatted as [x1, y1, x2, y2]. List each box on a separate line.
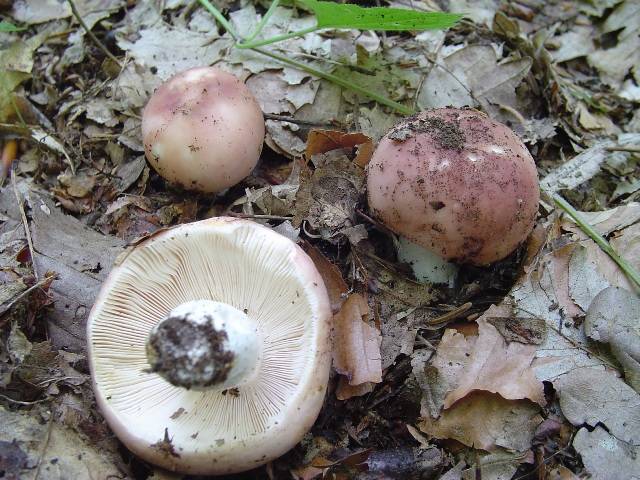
[0, 0, 639, 479]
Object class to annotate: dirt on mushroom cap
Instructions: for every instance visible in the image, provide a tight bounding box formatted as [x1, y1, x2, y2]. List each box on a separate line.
[367, 107, 540, 266]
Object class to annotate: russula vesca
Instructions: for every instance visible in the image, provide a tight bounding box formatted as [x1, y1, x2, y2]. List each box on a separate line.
[142, 67, 265, 193]
[367, 107, 539, 269]
[87, 217, 331, 475]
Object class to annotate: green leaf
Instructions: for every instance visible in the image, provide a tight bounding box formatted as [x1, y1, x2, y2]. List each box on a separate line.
[297, 0, 462, 31]
[0, 21, 26, 32]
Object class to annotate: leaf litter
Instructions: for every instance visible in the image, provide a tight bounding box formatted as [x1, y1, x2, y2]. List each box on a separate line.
[1, 0, 640, 478]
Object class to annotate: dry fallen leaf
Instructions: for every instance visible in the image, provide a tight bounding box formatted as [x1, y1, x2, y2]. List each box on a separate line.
[585, 286, 640, 392]
[333, 293, 382, 398]
[302, 242, 348, 313]
[572, 426, 640, 480]
[554, 368, 640, 445]
[306, 130, 374, 168]
[0, 406, 125, 479]
[427, 311, 545, 409]
[418, 391, 542, 452]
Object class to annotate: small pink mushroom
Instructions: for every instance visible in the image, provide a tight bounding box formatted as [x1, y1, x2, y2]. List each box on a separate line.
[367, 107, 539, 266]
[142, 67, 265, 193]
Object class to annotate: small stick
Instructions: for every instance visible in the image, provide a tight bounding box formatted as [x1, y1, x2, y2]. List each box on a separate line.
[227, 212, 293, 221]
[11, 169, 38, 280]
[66, 0, 122, 68]
[0, 275, 56, 328]
[263, 113, 338, 128]
[605, 146, 640, 153]
[426, 302, 473, 326]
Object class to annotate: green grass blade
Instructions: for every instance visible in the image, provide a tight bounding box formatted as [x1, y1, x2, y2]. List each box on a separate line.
[0, 21, 26, 32]
[297, 0, 461, 31]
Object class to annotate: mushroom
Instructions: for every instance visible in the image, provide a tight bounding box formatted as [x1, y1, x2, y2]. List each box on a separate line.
[87, 217, 331, 475]
[367, 107, 539, 277]
[142, 67, 265, 193]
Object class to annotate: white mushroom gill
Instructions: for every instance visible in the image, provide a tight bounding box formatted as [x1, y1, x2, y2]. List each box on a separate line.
[87, 219, 331, 474]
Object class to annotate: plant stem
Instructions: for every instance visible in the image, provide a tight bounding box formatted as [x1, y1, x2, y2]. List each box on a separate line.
[243, 0, 281, 43]
[66, 0, 122, 68]
[252, 47, 415, 115]
[197, 0, 240, 41]
[552, 193, 640, 291]
[237, 26, 318, 48]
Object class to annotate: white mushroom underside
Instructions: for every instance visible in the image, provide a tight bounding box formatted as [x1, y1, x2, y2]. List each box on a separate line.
[88, 222, 322, 462]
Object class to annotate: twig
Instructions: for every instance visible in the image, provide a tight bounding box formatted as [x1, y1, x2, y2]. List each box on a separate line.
[227, 212, 293, 221]
[66, 0, 122, 68]
[263, 113, 337, 128]
[11, 169, 38, 280]
[551, 192, 640, 291]
[0, 393, 48, 406]
[33, 416, 54, 480]
[605, 146, 640, 153]
[0, 275, 56, 327]
[426, 302, 473, 326]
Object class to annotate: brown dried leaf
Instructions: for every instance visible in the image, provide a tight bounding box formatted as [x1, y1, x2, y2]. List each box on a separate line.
[336, 377, 375, 401]
[302, 242, 348, 313]
[333, 293, 382, 388]
[306, 130, 374, 168]
[429, 312, 545, 409]
[418, 392, 542, 452]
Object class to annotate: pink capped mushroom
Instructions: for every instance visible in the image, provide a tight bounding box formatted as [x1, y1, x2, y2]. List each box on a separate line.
[142, 67, 265, 193]
[367, 107, 539, 270]
[87, 217, 331, 475]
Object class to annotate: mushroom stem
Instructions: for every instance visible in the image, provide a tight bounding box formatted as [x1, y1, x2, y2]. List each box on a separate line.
[146, 300, 261, 390]
[396, 236, 459, 287]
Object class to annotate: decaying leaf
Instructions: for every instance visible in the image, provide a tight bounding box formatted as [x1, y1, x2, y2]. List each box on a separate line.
[333, 293, 382, 399]
[572, 426, 640, 480]
[418, 391, 542, 452]
[587, 1, 640, 94]
[540, 134, 640, 194]
[0, 406, 124, 479]
[585, 286, 640, 392]
[417, 44, 532, 125]
[294, 150, 366, 241]
[554, 368, 640, 445]
[437, 316, 545, 408]
[27, 193, 126, 351]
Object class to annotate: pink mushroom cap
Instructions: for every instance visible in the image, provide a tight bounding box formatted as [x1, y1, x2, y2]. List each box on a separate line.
[142, 67, 265, 193]
[367, 107, 540, 266]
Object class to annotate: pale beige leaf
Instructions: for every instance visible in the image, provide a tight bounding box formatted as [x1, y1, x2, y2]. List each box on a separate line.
[333, 293, 382, 386]
[418, 392, 542, 452]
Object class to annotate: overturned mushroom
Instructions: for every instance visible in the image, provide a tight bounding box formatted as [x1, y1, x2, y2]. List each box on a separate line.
[142, 67, 265, 193]
[367, 107, 539, 280]
[87, 218, 331, 475]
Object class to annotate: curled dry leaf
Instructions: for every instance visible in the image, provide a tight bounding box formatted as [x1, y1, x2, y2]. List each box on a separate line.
[306, 130, 374, 168]
[418, 391, 542, 452]
[333, 293, 382, 399]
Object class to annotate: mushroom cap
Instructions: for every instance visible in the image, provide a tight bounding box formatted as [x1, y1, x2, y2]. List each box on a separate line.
[367, 107, 539, 265]
[87, 218, 331, 475]
[142, 67, 265, 193]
